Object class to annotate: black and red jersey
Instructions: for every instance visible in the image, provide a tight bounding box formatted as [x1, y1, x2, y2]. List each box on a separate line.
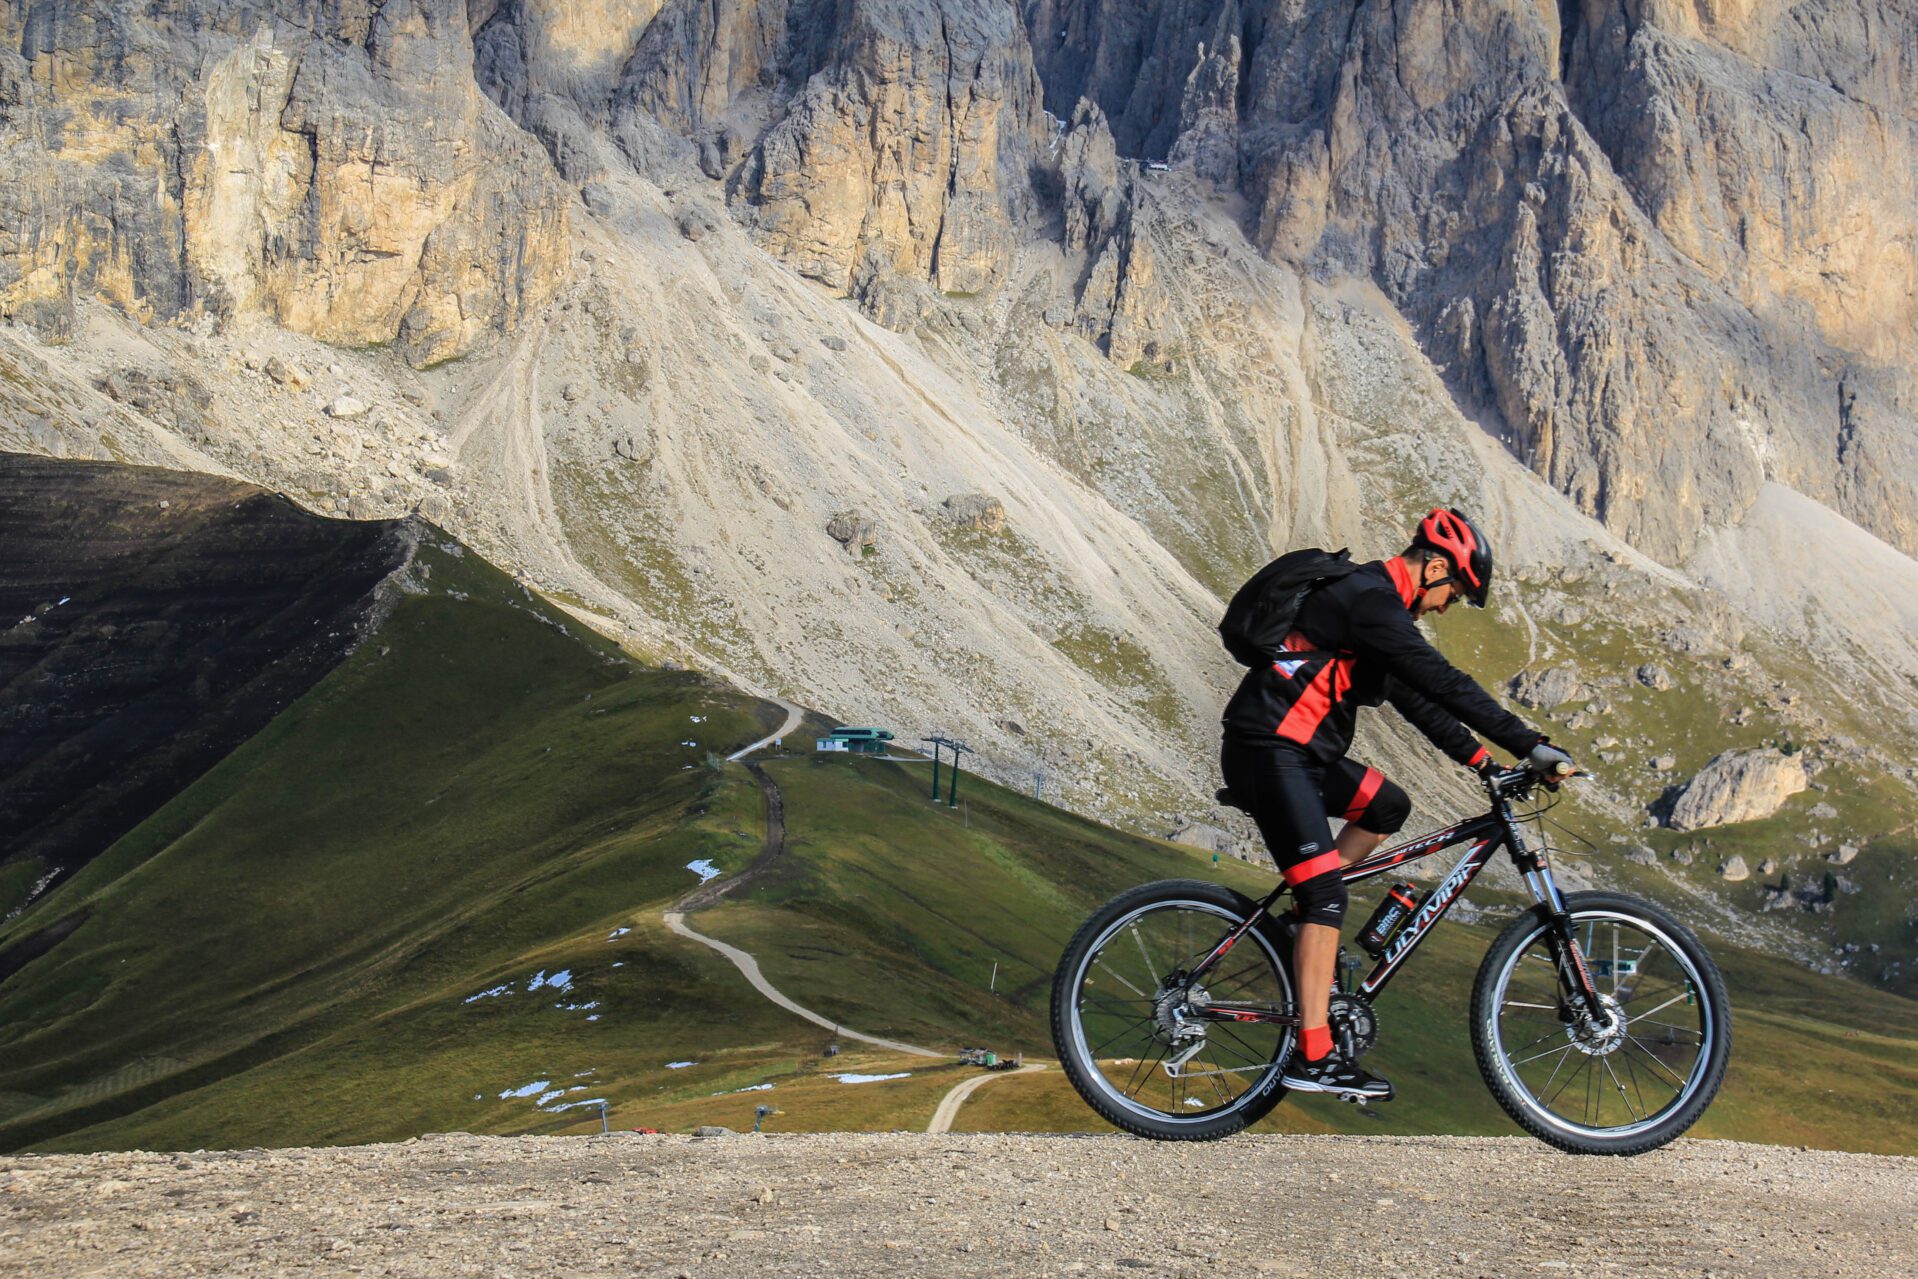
[1221, 558, 1540, 767]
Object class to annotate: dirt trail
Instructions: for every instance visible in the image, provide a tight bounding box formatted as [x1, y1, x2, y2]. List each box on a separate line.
[665, 763, 945, 1059]
[925, 1063, 1044, 1134]
[6, 1133, 1910, 1278]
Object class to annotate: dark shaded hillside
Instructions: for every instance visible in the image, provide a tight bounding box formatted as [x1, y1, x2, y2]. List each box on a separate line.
[0, 454, 413, 914]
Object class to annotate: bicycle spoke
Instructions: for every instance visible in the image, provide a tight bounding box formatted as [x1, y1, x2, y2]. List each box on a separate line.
[1206, 959, 1277, 999]
[1619, 1043, 1658, 1117]
[1542, 1052, 1591, 1111]
[1504, 1022, 1568, 1056]
[1624, 1036, 1692, 1090]
[1129, 922, 1160, 985]
[1630, 1020, 1703, 1043]
[1622, 991, 1692, 1024]
[1601, 1056, 1641, 1123]
[1120, 1042, 1169, 1099]
[1087, 1014, 1154, 1060]
[1211, 1023, 1278, 1069]
[1093, 956, 1149, 998]
[1511, 1040, 1579, 1069]
[1500, 1000, 1560, 1012]
[1613, 979, 1684, 1009]
[1205, 1064, 1233, 1109]
[1535, 1039, 1577, 1100]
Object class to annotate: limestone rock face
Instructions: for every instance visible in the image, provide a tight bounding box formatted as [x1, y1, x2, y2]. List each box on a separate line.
[1029, 0, 1918, 562]
[1168, 37, 1239, 187]
[618, 0, 1049, 318]
[1054, 103, 1170, 365]
[1668, 749, 1811, 831]
[0, 5, 570, 367]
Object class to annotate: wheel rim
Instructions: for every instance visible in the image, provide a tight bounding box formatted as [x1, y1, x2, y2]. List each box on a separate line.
[1067, 899, 1293, 1126]
[1488, 909, 1716, 1140]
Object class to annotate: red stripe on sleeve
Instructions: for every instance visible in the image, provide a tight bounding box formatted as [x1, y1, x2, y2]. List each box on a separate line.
[1468, 746, 1490, 767]
[1342, 767, 1384, 824]
[1282, 849, 1344, 887]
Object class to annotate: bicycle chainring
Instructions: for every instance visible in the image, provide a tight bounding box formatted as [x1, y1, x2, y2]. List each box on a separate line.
[1328, 991, 1379, 1057]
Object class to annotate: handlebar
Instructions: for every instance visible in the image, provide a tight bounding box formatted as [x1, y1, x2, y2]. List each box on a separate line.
[1486, 760, 1586, 800]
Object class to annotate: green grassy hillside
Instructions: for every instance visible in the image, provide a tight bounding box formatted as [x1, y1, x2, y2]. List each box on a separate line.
[4, 524, 1915, 1156]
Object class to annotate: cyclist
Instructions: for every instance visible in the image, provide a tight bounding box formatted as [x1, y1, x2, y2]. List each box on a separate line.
[1220, 508, 1575, 1100]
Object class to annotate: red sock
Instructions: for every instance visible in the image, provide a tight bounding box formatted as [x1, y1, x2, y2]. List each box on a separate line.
[1302, 1024, 1333, 1062]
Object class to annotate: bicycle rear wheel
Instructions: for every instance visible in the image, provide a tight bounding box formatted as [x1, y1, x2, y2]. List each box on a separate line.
[1471, 890, 1730, 1155]
[1050, 879, 1294, 1140]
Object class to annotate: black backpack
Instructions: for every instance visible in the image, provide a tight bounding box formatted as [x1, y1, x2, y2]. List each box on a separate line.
[1218, 548, 1358, 666]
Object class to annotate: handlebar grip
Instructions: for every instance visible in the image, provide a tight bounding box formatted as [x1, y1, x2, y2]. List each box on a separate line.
[1551, 761, 1575, 778]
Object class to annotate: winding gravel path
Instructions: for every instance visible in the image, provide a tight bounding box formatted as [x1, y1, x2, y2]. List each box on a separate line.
[664, 760, 945, 1060]
[661, 910, 944, 1058]
[5, 1133, 1910, 1278]
[726, 699, 804, 762]
[925, 1063, 1045, 1134]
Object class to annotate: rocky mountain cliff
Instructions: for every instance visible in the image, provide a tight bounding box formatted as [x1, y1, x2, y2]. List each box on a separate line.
[1, 1, 1915, 978]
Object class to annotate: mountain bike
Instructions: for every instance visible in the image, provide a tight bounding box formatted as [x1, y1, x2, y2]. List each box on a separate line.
[1049, 763, 1730, 1155]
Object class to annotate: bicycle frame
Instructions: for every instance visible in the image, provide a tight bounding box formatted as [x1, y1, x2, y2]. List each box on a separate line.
[1185, 773, 1603, 1022]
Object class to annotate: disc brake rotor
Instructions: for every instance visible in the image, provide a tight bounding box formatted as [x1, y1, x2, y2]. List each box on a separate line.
[1566, 992, 1627, 1056]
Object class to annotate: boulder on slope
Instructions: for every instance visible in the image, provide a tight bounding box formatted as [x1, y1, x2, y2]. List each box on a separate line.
[1667, 749, 1809, 831]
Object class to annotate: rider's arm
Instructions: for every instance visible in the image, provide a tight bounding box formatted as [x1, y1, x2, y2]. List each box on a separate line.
[1384, 677, 1494, 768]
[1349, 590, 1542, 758]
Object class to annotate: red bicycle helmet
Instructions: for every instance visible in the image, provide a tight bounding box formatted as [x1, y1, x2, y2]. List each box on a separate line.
[1413, 508, 1493, 607]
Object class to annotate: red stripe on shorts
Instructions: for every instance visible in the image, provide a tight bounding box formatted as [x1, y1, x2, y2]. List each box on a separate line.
[1282, 849, 1343, 886]
[1342, 767, 1384, 824]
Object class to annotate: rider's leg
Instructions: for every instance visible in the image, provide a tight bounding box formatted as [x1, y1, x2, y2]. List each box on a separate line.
[1294, 920, 1340, 1058]
[1335, 823, 1386, 864]
[1295, 762, 1412, 1058]
[1287, 866, 1348, 1058]
[1291, 826, 1387, 1052]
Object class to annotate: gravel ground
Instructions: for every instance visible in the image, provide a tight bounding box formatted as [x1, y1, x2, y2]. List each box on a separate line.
[4, 1132, 1912, 1278]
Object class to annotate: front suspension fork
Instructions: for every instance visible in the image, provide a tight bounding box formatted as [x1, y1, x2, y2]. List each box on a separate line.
[1522, 863, 1606, 1021]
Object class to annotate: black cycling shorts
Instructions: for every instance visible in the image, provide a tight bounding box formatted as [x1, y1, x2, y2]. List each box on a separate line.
[1219, 740, 1411, 887]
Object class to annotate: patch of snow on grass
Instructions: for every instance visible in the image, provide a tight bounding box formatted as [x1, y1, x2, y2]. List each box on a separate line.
[833, 1073, 910, 1084]
[556, 1001, 600, 1011]
[527, 969, 573, 993]
[606, 927, 630, 940]
[464, 985, 511, 1004]
[500, 1079, 552, 1099]
[544, 1097, 609, 1112]
[536, 1089, 566, 1106]
[664, 1061, 697, 1069]
[686, 859, 721, 883]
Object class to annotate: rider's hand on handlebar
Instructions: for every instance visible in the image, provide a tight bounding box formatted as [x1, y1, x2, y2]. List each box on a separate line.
[1526, 739, 1578, 780]
[1470, 753, 1499, 780]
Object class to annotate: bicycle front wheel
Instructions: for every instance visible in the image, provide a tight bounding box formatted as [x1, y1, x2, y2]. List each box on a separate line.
[1050, 879, 1295, 1140]
[1471, 890, 1731, 1155]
